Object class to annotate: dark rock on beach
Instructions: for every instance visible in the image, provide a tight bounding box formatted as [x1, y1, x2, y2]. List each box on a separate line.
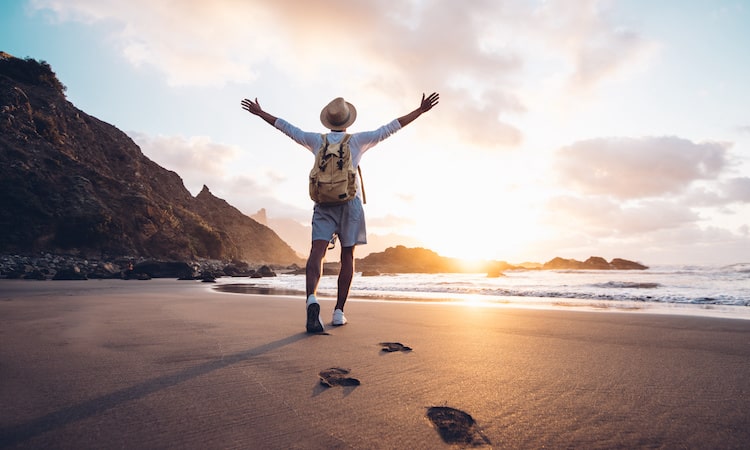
[132, 260, 195, 279]
[52, 266, 87, 280]
[222, 261, 253, 277]
[0, 253, 294, 281]
[86, 262, 121, 279]
[257, 265, 277, 277]
[0, 254, 122, 280]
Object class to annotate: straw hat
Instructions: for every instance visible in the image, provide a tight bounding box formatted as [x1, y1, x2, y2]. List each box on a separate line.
[320, 97, 357, 130]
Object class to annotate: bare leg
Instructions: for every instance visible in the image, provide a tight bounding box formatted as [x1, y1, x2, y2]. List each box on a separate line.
[306, 240, 329, 297]
[336, 246, 355, 311]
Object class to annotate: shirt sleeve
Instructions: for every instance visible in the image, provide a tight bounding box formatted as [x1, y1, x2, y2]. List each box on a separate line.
[274, 118, 322, 153]
[350, 119, 403, 154]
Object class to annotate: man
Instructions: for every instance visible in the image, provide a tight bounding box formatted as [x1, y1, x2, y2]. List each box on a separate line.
[241, 92, 439, 333]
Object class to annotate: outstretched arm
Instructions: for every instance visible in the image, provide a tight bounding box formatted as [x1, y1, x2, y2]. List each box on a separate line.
[397, 92, 439, 128]
[241, 98, 278, 126]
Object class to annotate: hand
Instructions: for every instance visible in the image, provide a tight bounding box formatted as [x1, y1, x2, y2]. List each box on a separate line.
[241, 98, 263, 115]
[419, 92, 439, 113]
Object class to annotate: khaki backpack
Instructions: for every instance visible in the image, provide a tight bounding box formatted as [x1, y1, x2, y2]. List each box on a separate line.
[309, 134, 366, 205]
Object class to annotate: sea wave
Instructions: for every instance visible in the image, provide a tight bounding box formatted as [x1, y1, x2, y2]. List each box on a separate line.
[722, 263, 750, 274]
[590, 281, 661, 289]
[213, 265, 750, 310]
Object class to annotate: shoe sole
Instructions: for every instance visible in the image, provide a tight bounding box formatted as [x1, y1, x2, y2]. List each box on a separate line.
[306, 302, 324, 333]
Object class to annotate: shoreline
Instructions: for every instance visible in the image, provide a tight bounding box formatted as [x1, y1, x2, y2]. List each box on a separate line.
[2, 277, 748, 322]
[210, 279, 750, 322]
[2, 279, 750, 448]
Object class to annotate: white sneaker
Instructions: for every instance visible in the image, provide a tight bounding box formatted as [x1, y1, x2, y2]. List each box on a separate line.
[306, 294, 324, 333]
[332, 308, 347, 326]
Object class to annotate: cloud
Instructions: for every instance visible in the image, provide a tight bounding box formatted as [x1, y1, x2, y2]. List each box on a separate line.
[539, 194, 750, 265]
[32, 0, 656, 150]
[546, 195, 699, 236]
[439, 87, 524, 147]
[684, 177, 750, 207]
[128, 131, 309, 217]
[545, 135, 747, 249]
[129, 132, 239, 190]
[554, 136, 731, 199]
[32, 0, 271, 86]
[544, 223, 750, 266]
[626, 225, 750, 265]
[370, 1, 527, 147]
[220, 175, 310, 220]
[529, 0, 659, 92]
[367, 214, 417, 229]
[720, 177, 750, 203]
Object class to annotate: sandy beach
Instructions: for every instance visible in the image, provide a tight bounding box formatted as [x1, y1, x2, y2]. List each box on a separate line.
[1, 279, 749, 449]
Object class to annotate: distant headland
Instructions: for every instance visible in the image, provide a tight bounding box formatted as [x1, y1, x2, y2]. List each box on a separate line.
[353, 246, 647, 276]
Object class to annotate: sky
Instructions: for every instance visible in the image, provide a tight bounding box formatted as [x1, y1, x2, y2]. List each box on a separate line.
[2, 0, 750, 266]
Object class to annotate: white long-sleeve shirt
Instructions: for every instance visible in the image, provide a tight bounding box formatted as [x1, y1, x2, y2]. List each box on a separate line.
[274, 118, 403, 201]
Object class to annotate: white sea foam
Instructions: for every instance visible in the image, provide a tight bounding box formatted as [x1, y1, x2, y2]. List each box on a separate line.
[213, 264, 750, 320]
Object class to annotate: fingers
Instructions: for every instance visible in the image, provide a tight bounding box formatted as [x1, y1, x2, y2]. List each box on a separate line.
[421, 92, 439, 111]
[240, 97, 260, 113]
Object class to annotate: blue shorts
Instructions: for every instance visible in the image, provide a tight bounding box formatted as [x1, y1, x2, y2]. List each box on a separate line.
[311, 197, 367, 247]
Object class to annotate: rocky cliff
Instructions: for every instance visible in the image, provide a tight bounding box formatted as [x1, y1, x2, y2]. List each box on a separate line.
[0, 53, 303, 265]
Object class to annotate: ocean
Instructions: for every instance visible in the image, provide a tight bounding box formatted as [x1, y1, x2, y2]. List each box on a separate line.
[214, 263, 750, 320]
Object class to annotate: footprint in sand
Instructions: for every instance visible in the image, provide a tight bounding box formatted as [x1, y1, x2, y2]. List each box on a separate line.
[318, 368, 361, 387]
[379, 342, 412, 353]
[426, 406, 491, 447]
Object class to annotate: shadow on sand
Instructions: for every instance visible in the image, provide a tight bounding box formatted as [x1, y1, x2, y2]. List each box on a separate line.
[0, 333, 309, 447]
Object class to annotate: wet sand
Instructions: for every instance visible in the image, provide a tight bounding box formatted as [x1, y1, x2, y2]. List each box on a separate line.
[1, 279, 749, 449]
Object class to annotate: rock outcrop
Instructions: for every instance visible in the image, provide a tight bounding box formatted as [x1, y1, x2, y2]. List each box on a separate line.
[542, 256, 647, 270]
[356, 246, 463, 274]
[0, 253, 287, 280]
[356, 247, 648, 274]
[0, 53, 303, 266]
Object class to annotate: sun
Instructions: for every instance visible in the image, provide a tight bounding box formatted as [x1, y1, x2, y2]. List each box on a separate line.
[365, 137, 554, 266]
[417, 209, 544, 265]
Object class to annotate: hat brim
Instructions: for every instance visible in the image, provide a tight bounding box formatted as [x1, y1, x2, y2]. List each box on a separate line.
[320, 101, 357, 130]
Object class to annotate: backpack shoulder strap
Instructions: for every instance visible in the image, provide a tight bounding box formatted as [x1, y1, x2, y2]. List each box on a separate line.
[319, 134, 328, 153]
[358, 165, 366, 205]
[342, 134, 366, 204]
